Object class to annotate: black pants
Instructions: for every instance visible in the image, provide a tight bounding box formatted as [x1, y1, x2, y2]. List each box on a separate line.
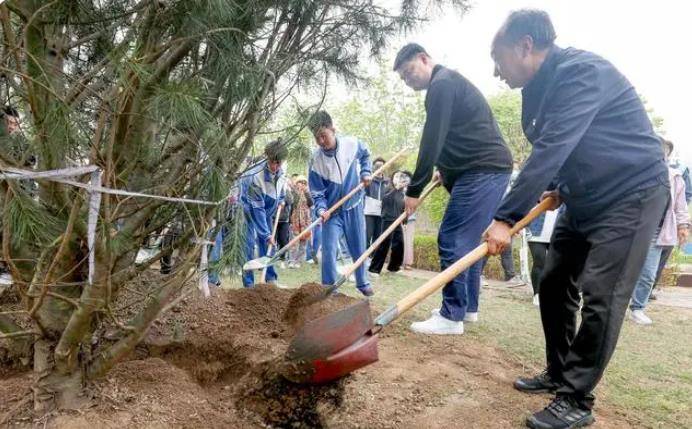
[539, 184, 668, 409]
[276, 222, 291, 260]
[369, 221, 403, 273]
[366, 215, 383, 247]
[528, 242, 549, 295]
[481, 243, 515, 280]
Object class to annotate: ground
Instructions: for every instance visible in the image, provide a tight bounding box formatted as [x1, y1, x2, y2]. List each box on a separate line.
[1, 264, 690, 428]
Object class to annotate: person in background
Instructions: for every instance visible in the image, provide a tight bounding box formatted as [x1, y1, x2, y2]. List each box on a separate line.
[485, 10, 669, 428]
[308, 110, 374, 296]
[402, 195, 417, 270]
[364, 157, 389, 247]
[394, 42, 513, 335]
[650, 139, 688, 299]
[274, 174, 293, 269]
[289, 176, 313, 268]
[306, 204, 322, 264]
[240, 140, 288, 287]
[629, 137, 689, 324]
[369, 171, 411, 275]
[527, 208, 560, 306]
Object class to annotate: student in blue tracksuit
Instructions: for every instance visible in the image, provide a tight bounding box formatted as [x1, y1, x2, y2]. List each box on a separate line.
[308, 110, 374, 296]
[240, 140, 288, 287]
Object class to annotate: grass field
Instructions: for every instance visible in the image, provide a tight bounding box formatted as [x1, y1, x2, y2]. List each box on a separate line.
[233, 263, 692, 429]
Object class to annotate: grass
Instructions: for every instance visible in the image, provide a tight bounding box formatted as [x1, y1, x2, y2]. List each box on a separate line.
[224, 264, 692, 429]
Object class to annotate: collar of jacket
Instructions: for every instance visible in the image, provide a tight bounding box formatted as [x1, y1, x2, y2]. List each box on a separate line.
[262, 161, 282, 182]
[523, 45, 563, 94]
[320, 137, 340, 157]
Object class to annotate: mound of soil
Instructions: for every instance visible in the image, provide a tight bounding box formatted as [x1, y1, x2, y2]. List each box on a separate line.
[144, 282, 361, 427]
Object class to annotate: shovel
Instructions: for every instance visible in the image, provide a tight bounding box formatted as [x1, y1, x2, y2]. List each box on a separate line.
[283, 197, 554, 384]
[243, 147, 408, 271]
[321, 179, 441, 296]
[260, 203, 284, 283]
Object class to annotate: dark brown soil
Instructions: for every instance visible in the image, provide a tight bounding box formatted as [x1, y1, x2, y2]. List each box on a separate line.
[282, 282, 356, 334]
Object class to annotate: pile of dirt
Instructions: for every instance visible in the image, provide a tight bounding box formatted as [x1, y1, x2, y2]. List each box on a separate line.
[282, 282, 357, 334]
[143, 282, 361, 427]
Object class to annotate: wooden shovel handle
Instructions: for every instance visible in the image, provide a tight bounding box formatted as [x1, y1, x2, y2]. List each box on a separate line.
[374, 197, 555, 327]
[270, 147, 409, 260]
[338, 179, 441, 281]
[261, 203, 284, 282]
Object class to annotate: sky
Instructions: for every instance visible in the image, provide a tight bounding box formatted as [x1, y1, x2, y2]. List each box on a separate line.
[371, 0, 692, 165]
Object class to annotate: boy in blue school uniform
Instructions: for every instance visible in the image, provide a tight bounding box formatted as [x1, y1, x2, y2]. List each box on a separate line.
[240, 140, 288, 287]
[308, 111, 374, 296]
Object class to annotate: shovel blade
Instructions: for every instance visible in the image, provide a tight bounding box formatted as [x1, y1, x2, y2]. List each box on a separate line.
[304, 333, 379, 384]
[287, 300, 373, 361]
[283, 300, 377, 383]
[242, 256, 272, 271]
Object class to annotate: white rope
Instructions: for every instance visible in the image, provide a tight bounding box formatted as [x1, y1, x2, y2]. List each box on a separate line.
[1, 165, 228, 293]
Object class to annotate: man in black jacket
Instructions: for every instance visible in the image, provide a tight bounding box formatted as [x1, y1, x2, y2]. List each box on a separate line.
[364, 157, 389, 247]
[484, 9, 669, 429]
[395, 43, 513, 334]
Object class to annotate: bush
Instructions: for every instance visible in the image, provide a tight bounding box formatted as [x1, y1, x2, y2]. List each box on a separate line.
[412, 233, 524, 281]
[412, 234, 440, 271]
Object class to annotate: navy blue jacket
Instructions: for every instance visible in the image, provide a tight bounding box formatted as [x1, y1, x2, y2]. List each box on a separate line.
[495, 47, 668, 224]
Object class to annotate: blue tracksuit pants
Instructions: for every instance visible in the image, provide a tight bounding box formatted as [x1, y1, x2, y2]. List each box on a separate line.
[242, 213, 278, 287]
[439, 172, 511, 321]
[321, 203, 369, 291]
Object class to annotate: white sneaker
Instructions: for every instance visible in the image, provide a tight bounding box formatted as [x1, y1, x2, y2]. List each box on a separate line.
[431, 308, 477, 323]
[533, 294, 540, 306]
[369, 271, 380, 278]
[506, 275, 525, 287]
[280, 261, 287, 269]
[306, 259, 315, 264]
[0, 273, 13, 285]
[410, 313, 464, 335]
[464, 312, 478, 323]
[630, 309, 653, 325]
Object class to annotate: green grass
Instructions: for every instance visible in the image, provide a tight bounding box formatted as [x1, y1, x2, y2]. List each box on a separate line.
[225, 264, 692, 429]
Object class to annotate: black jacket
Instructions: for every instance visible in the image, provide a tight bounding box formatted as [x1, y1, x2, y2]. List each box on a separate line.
[495, 47, 669, 224]
[407, 65, 513, 198]
[382, 187, 406, 222]
[365, 176, 389, 201]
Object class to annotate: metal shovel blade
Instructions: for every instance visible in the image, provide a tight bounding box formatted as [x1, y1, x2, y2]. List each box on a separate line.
[283, 300, 378, 383]
[242, 256, 272, 271]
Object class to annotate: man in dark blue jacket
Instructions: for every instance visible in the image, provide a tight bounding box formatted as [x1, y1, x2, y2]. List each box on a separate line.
[484, 9, 669, 429]
[395, 43, 513, 334]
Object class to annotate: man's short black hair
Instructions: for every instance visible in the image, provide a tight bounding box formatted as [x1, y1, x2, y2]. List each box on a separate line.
[264, 139, 288, 162]
[308, 110, 333, 134]
[373, 157, 386, 165]
[1, 105, 18, 118]
[498, 9, 556, 50]
[393, 43, 428, 71]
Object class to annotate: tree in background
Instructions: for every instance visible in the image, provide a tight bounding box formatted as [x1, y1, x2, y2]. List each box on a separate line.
[0, 0, 470, 411]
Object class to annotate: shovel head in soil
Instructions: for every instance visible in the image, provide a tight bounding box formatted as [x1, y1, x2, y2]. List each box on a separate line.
[283, 300, 379, 384]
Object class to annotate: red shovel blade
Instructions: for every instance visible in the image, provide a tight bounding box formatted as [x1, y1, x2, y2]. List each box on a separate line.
[283, 300, 379, 384]
[308, 333, 379, 384]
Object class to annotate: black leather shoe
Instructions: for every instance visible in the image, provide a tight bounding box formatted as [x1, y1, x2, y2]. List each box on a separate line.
[514, 370, 561, 393]
[526, 396, 594, 429]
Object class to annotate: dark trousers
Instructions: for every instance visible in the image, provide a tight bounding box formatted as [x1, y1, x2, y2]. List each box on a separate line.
[276, 221, 291, 260]
[481, 244, 516, 280]
[368, 221, 404, 273]
[528, 241, 549, 295]
[438, 172, 510, 321]
[539, 184, 668, 409]
[366, 215, 383, 247]
[653, 245, 674, 288]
